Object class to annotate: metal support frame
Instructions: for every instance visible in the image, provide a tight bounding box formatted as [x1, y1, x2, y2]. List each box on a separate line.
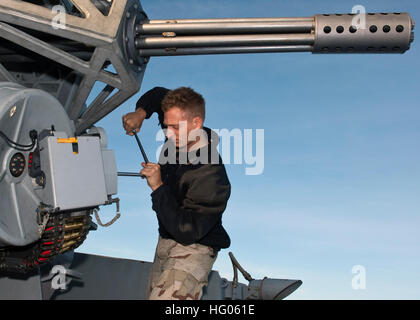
[0, 0, 148, 135]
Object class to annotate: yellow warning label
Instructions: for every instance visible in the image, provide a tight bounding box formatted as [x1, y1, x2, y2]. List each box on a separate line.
[57, 137, 78, 144]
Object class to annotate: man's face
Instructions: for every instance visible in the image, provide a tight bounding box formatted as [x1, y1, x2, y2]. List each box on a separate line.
[163, 106, 201, 149]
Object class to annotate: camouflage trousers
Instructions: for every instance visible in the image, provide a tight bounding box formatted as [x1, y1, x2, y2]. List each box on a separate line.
[146, 236, 218, 300]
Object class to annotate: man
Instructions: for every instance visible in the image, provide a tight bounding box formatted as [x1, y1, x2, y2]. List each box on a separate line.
[122, 87, 231, 300]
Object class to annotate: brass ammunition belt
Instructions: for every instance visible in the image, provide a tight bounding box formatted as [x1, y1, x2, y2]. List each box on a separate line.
[0, 210, 92, 273]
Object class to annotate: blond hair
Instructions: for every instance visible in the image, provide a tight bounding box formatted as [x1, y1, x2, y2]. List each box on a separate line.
[161, 87, 205, 121]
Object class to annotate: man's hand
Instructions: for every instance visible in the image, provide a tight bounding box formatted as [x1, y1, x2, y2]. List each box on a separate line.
[140, 162, 163, 191]
[122, 108, 147, 135]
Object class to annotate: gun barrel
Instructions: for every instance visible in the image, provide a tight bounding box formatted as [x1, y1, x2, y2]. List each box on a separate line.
[139, 45, 313, 57]
[135, 13, 414, 56]
[136, 34, 314, 49]
[147, 17, 315, 24]
[138, 20, 314, 35]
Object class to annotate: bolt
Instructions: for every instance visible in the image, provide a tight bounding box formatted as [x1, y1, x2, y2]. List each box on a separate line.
[9, 105, 17, 118]
[36, 174, 45, 187]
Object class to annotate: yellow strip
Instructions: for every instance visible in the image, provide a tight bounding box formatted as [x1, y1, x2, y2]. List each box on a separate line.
[57, 137, 78, 143]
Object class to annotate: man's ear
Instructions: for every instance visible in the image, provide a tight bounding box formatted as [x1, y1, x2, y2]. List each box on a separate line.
[193, 116, 203, 129]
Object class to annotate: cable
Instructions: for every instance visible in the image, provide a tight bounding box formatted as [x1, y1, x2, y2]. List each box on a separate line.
[93, 198, 121, 227]
[229, 252, 254, 288]
[0, 130, 37, 151]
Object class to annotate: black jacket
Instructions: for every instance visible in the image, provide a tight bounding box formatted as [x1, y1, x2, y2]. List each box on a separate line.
[136, 87, 231, 250]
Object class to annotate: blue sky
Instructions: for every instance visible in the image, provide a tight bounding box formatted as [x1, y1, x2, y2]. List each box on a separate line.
[78, 0, 420, 299]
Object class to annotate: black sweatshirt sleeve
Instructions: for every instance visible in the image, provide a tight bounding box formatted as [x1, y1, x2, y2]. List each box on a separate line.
[150, 164, 231, 246]
[135, 87, 170, 127]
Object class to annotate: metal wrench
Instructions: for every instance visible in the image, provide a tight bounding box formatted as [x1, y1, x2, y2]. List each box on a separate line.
[117, 130, 149, 178]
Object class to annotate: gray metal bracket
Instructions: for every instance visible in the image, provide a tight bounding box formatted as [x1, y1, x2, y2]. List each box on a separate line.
[0, 0, 148, 134]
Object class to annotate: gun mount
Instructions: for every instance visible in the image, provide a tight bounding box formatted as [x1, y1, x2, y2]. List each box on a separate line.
[0, 1, 414, 134]
[0, 0, 415, 299]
